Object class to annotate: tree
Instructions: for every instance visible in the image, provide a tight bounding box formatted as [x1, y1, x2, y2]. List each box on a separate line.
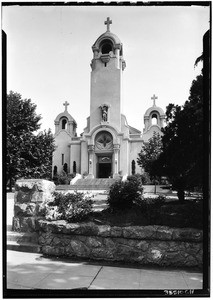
[137, 132, 163, 183]
[7, 91, 55, 189]
[156, 74, 203, 202]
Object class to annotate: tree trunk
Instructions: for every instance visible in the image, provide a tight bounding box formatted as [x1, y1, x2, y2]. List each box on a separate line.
[154, 180, 157, 194]
[8, 178, 12, 192]
[177, 189, 185, 203]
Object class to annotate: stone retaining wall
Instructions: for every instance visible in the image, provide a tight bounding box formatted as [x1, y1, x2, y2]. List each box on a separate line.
[38, 220, 203, 268]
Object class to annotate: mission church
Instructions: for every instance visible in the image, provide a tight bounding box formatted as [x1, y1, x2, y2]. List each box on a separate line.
[52, 18, 166, 179]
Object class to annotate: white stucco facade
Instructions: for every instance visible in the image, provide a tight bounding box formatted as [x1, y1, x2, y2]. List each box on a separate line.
[52, 19, 166, 178]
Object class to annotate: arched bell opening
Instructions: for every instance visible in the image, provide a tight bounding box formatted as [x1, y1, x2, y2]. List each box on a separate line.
[151, 113, 158, 125]
[100, 39, 113, 54]
[61, 118, 68, 130]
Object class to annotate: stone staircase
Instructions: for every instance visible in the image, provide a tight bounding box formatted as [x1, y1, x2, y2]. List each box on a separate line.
[56, 178, 117, 191]
[7, 231, 41, 253]
[56, 178, 117, 212]
[92, 193, 108, 212]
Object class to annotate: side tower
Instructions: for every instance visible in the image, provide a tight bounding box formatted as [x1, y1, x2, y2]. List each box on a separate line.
[52, 101, 77, 175]
[143, 94, 166, 142]
[89, 17, 126, 131]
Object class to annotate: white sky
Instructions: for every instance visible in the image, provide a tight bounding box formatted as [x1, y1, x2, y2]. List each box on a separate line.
[2, 4, 210, 135]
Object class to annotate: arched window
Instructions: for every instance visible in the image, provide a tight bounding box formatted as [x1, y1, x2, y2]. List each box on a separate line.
[62, 119, 67, 129]
[132, 160, 136, 175]
[63, 163, 68, 174]
[73, 161, 76, 173]
[53, 166, 57, 176]
[151, 113, 158, 125]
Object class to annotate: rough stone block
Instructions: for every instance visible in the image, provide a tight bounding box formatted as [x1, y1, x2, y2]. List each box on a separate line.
[136, 241, 149, 251]
[12, 216, 40, 232]
[70, 239, 90, 256]
[16, 190, 32, 204]
[147, 248, 164, 263]
[155, 226, 173, 240]
[14, 203, 28, 216]
[14, 202, 42, 217]
[172, 228, 203, 242]
[123, 226, 157, 239]
[15, 179, 55, 203]
[87, 236, 102, 248]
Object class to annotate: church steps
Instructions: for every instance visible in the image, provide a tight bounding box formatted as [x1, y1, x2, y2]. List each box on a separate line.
[7, 240, 41, 253]
[56, 178, 118, 191]
[7, 231, 41, 253]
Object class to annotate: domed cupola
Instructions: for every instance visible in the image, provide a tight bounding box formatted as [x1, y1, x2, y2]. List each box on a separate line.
[54, 101, 77, 136]
[143, 94, 166, 142]
[90, 17, 126, 71]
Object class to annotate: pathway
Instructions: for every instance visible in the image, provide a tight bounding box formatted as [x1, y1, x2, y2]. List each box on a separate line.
[7, 250, 203, 290]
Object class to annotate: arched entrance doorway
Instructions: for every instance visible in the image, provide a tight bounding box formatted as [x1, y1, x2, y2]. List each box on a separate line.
[97, 156, 112, 178]
[95, 131, 113, 178]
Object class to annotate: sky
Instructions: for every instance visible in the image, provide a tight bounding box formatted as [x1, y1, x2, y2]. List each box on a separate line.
[2, 4, 210, 135]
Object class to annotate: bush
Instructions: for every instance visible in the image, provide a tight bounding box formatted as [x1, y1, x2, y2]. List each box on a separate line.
[45, 192, 92, 222]
[53, 171, 75, 185]
[135, 194, 166, 223]
[140, 172, 151, 185]
[136, 194, 166, 209]
[107, 175, 143, 211]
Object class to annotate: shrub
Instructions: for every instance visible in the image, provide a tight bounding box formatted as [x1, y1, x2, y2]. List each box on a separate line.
[140, 172, 151, 185]
[53, 171, 75, 185]
[83, 171, 88, 178]
[135, 194, 166, 223]
[136, 194, 166, 209]
[107, 175, 143, 211]
[46, 192, 92, 222]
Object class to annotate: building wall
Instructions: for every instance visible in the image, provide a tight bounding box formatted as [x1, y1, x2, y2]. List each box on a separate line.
[119, 138, 129, 176]
[70, 142, 81, 174]
[90, 58, 122, 131]
[52, 131, 71, 174]
[142, 125, 163, 143]
[130, 140, 143, 174]
[80, 140, 89, 175]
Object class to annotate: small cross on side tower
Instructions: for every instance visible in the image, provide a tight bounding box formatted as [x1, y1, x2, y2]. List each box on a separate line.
[63, 101, 70, 112]
[151, 94, 158, 106]
[104, 17, 112, 32]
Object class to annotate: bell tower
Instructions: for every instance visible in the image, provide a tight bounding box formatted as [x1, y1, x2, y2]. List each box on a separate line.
[90, 17, 126, 131]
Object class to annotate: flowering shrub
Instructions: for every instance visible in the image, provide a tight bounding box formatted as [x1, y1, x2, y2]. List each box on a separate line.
[45, 192, 92, 222]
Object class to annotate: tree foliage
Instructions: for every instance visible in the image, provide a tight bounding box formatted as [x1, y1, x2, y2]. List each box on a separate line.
[7, 91, 55, 187]
[137, 132, 163, 179]
[157, 74, 203, 200]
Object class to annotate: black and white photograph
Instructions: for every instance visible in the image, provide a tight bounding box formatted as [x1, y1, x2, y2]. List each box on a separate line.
[2, 2, 210, 297]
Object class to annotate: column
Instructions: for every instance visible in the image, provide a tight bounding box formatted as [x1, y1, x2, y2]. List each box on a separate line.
[54, 121, 59, 134]
[88, 145, 95, 178]
[113, 144, 120, 176]
[80, 140, 88, 175]
[115, 44, 121, 69]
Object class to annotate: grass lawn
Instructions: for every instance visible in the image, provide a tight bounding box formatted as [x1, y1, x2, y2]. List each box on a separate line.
[89, 197, 203, 229]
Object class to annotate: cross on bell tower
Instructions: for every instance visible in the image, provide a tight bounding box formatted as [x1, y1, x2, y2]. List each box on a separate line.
[104, 17, 112, 32]
[63, 101, 69, 112]
[151, 94, 158, 106]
